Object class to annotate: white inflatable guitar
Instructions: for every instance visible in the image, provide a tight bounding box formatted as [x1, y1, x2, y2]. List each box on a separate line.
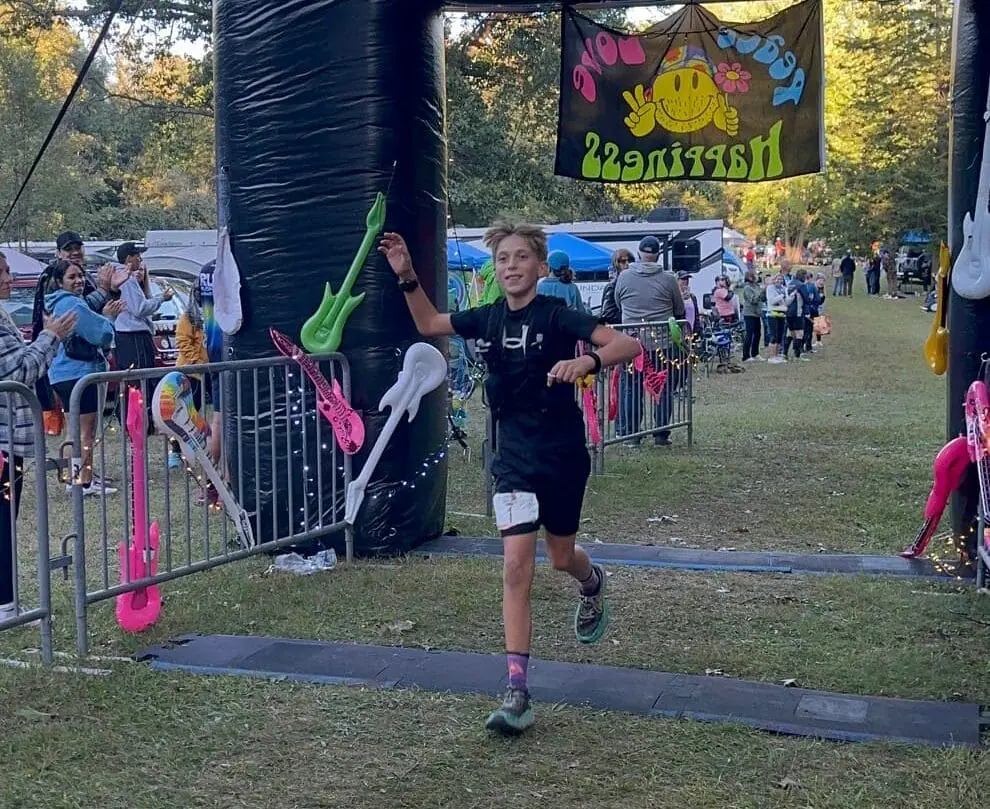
[345, 343, 447, 525]
[952, 86, 990, 301]
[152, 372, 257, 550]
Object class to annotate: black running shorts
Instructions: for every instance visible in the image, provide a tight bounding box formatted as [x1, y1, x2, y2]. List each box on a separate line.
[492, 450, 591, 538]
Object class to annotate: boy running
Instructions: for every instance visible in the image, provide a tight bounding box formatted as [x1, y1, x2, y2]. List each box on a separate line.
[379, 224, 640, 735]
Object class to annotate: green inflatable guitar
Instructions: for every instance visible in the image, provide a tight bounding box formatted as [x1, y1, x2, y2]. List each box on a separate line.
[301, 191, 387, 354]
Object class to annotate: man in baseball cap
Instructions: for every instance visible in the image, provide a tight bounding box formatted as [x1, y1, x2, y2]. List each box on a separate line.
[55, 231, 85, 266]
[638, 235, 661, 257]
[613, 233, 685, 447]
[116, 241, 147, 267]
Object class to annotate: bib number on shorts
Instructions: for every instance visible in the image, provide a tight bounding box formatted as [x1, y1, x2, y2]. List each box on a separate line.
[493, 491, 539, 531]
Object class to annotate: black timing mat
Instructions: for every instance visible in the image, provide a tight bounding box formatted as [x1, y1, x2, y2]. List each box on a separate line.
[137, 634, 985, 748]
[419, 537, 963, 579]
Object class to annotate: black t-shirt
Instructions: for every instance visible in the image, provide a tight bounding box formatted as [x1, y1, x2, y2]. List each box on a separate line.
[451, 295, 598, 466]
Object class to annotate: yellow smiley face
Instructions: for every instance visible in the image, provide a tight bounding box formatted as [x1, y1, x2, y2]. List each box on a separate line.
[651, 67, 720, 134]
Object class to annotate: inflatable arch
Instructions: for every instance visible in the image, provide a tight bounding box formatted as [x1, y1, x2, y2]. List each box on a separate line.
[214, 0, 990, 559]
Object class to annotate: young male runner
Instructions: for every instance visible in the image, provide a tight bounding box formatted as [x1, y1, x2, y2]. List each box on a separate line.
[379, 224, 640, 734]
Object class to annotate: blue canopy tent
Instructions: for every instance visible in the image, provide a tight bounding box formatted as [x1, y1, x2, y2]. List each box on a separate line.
[546, 232, 613, 273]
[447, 238, 489, 270]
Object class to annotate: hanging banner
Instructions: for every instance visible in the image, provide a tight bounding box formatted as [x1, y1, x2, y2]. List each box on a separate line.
[555, 0, 824, 184]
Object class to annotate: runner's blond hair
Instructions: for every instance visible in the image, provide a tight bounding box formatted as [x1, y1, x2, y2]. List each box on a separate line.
[483, 221, 548, 263]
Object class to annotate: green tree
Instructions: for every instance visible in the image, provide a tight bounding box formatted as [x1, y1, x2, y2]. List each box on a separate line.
[447, 12, 625, 226]
[0, 20, 103, 241]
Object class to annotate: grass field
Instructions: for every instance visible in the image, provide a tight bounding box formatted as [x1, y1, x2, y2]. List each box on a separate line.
[3, 289, 990, 809]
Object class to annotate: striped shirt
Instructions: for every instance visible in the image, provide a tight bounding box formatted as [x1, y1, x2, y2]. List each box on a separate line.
[0, 309, 59, 458]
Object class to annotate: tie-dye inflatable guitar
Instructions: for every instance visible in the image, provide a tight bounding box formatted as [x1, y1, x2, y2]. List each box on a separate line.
[902, 379, 990, 559]
[116, 385, 162, 633]
[269, 328, 364, 455]
[152, 372, 256, 550]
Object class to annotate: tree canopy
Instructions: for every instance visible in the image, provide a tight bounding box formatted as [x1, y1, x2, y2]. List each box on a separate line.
[0, 0, 954, 252]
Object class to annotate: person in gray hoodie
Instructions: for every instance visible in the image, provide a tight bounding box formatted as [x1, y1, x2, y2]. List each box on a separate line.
[613, 236, 686, 447]
[613, 236, 686, 324]
[113, 242, 173, 432]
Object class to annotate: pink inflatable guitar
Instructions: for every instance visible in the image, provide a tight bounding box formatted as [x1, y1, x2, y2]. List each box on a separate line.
[576, 373, 601, 446]
[640, 343, 668, 400]
[608, 366, 619, 423]
[902, 380, 990, 558]
[965, 380, 990, 555]
[115, 386, 162, 633]
[270, 328, 364, 455]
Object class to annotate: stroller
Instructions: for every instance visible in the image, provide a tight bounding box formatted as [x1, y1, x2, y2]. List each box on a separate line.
[696, 310, 743, 376]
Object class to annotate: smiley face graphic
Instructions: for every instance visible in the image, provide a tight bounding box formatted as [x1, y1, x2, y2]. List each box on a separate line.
[623, 45, 739, 138]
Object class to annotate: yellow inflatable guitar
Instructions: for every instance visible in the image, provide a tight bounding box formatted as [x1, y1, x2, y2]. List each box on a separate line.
[924, 242, 951, 376]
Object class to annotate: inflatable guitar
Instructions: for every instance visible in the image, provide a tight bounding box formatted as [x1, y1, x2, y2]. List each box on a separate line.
[152, 372, 257, 550]
[116, 386, 162, 633]
[300, 192, 386, 354]
[901, 380, 990, 558]
[576, 373, 601, 446]
[965, 380, 990, 556]
[951, 88, 990, 300]
[345, 343, 447, 525]
[923, 242, 951, 376]
[637, 342, 668, 400]
[269, 328, 365, 455]
[608, 366, 620, 422]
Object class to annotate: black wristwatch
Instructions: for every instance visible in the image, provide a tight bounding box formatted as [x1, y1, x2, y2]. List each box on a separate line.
[398, 276, 419, 293]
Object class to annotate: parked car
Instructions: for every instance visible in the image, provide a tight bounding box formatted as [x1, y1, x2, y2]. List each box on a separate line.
[895, 245, 933, 290]
[148, 275, 191, 367]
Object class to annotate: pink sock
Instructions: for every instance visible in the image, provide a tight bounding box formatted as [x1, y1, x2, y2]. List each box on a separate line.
[507, 652, 529, 692]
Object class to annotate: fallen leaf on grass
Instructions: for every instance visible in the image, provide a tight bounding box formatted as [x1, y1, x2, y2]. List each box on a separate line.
[782, 678, 798, 687]
[385, 620, 416, 634]
[717, 546, 737, 552]
[648, 515, 678, 523]
[16, 708, 58, 722]
[775, 776, 800, 790]
[716, 587, 730, 594]
[705, 668, 725, 677]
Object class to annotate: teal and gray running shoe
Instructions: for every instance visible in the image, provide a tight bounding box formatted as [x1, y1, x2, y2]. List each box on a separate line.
[485, 687, 534, 735]
[575, 564, 609, 644]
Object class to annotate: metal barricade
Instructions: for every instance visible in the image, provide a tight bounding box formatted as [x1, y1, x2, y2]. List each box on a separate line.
[587, 320, 693, 472]
[63, 354, 352, 656]
[0, 382, 54, 664]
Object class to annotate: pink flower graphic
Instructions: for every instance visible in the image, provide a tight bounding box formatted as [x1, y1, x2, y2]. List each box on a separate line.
[715, 62, 752, 94]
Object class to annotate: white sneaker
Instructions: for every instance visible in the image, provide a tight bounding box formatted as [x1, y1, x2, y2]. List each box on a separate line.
[83, 481, 118, 497]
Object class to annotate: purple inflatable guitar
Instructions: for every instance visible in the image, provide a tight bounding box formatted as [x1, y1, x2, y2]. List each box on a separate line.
[270, 329, 365, 456]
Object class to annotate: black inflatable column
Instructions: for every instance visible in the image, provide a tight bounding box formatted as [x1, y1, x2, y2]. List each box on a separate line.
[214, 0, 448, 555]
[947, 0, 990, 561]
